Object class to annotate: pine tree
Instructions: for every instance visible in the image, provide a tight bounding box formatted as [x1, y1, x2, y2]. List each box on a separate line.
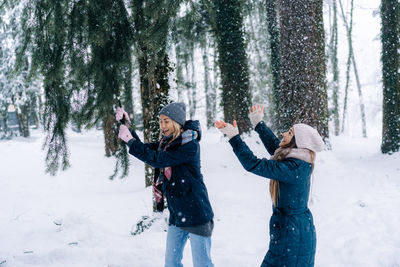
[214, 0, 252, 133]
[278, 0, 329, 140]
[380, 0, 400, 153]
[0, 1, 41, 139]
[22, 1, 71, 175]
[328, 0, 340, 136]
[131, 0, 180, 189]
[18, 0, 133, 177]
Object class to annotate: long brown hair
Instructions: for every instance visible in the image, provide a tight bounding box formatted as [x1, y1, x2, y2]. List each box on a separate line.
[269, 136, 296, 207]
[270, 136, 316, 206]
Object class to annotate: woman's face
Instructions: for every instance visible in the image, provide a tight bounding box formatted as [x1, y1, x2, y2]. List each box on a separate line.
[279, 127, 294, 147]
[160, 114, 175, 137]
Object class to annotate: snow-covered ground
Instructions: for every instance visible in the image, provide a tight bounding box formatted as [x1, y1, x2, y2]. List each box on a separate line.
[1, 1, 398, 266]
[0, 127, 399, 267]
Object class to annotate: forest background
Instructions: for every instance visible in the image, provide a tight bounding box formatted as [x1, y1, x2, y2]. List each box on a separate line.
[0, 0, 399, 266]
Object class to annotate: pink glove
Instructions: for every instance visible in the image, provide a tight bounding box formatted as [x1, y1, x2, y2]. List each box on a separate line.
[118, 125, 134, 143]
[116, 107, 129, 122]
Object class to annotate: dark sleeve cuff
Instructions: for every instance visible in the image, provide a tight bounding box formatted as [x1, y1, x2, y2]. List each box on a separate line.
[129, 129, 140, 141]
[127, 138, 136, 147]
[254, 120, 264, 132]
[228, 134, 243, 150]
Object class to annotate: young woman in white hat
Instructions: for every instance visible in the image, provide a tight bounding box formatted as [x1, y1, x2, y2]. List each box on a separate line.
[215, 105, 324, 267]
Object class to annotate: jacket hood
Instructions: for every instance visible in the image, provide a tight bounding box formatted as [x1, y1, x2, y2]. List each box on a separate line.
[183, 120, 202, 141]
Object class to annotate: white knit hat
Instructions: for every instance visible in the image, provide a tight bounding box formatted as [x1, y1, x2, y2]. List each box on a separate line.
[293, 123, 325, 152]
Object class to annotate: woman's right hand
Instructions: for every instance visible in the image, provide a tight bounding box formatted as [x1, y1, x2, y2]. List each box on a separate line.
[215, 120, 239, 139]
[249, 104, 264, 128]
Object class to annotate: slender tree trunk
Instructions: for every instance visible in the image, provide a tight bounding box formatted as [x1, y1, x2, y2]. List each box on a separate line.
[278, 0, 329, 140]
[214, 0, 252, 133]
[329, 0, 340, 136]
[203, 44, 216, 129]
[175, 44, 184, 102]
[351, 52, 367, 137]
[0, 105, 9, 137]
[338, 0, 367, 137]
[30, 94, 40, 128]
[380, 0, 400, 153]
[266, 0, 281, 131]
[18, 103, 30, 137]
[190, 46, 197, 119]
[123, 53, 134, 126]
[184, 43, 196, 120]
[213, 47, 219, 117]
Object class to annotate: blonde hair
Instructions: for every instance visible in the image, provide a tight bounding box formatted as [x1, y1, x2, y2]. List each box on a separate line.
[159, 119, 183, 143]
[269, 136, 316, 207]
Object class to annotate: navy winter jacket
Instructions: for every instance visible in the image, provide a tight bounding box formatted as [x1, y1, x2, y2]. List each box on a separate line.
[127, 120, 214, 227]
[228, 121, 316, 267]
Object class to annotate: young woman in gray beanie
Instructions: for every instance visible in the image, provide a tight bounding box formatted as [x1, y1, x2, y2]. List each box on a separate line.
[215, 105, 324, 267]
[117, 102, 214, 267]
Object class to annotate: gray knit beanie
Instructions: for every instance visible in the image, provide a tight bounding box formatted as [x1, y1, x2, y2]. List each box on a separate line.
[159, 102, 186, 126]
[293, 123, 325, 152]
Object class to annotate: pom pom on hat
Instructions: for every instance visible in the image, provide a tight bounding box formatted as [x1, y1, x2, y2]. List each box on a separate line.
[293, 123, 325, 152]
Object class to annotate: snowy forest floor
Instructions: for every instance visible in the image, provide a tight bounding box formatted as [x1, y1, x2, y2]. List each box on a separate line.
[0, 128, 399, 267]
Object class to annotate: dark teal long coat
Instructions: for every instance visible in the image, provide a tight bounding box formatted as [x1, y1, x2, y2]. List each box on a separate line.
[228, 121, 316, 267]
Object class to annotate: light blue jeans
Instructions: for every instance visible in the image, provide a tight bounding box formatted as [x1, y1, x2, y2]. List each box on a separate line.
[164, 225, 214, 267]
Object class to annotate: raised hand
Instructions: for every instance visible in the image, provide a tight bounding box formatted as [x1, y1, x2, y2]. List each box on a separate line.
[118, 124, 134, 143]
[116, 107, 129, 124]
[214, 120, 239, 139]
[249, 104, 264, 128]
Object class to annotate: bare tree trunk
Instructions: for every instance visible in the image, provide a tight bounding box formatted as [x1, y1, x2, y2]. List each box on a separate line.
[328, 0, 340, 136]
[175, 44, 184, 102]
[185, 43, 196, 120]
[103, 114, 119, 157]
[338, 0, 367, 137]
[190, 47, 197, 119]
[203, 44, 216, 129]
[13, 96, 30, 137]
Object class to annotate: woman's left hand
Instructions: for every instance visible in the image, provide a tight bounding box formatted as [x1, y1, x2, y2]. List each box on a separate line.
[118, 124, 134, 143]
[215, 120, 239, 139]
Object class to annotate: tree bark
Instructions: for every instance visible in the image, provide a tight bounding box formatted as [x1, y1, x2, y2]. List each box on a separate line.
[214, 0, 252, 133]
[278, 0, 329, 140]
[380, 0, 400, 153]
